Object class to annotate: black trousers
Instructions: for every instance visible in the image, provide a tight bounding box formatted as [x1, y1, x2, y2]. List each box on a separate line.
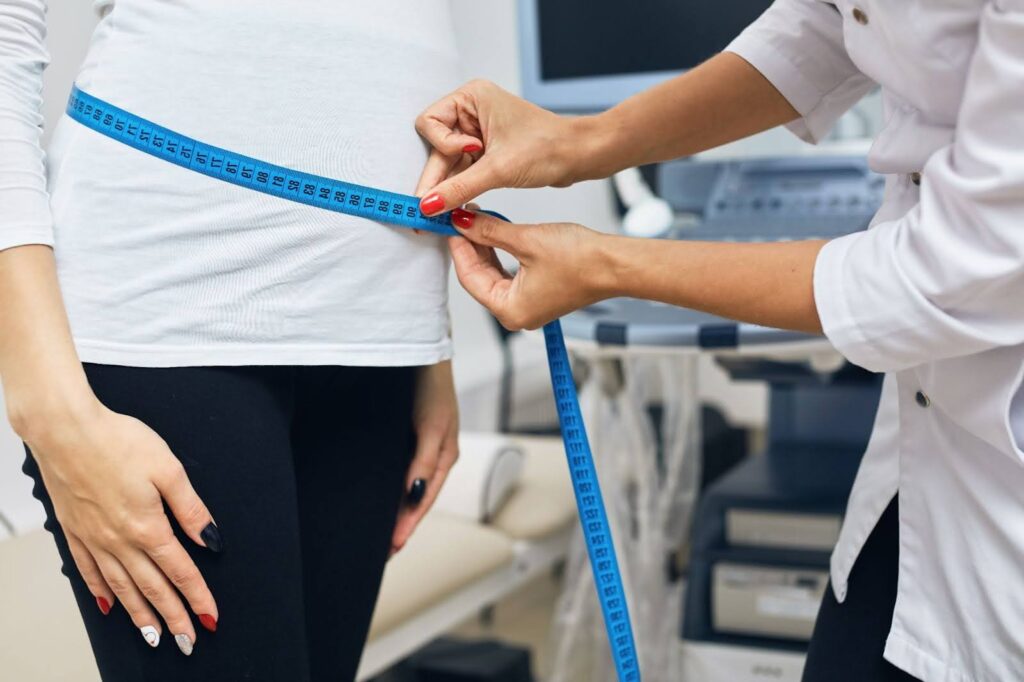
[803, 496, 919, 682]
[22, 363, 418, 682]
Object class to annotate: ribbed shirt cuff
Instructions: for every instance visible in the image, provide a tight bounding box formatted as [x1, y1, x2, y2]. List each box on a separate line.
[0, 224, 54, 251]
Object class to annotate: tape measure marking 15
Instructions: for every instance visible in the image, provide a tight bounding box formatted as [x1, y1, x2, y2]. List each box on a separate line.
[66, 85, 640, 681]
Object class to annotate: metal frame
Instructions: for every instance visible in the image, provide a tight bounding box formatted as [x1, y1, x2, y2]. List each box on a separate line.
[355, 526, 574, 680]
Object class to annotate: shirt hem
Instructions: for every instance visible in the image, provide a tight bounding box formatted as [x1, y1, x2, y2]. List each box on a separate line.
[829, 487, 896, 603]
[885, 628, 972, 682]
[74, 338, 453, 368]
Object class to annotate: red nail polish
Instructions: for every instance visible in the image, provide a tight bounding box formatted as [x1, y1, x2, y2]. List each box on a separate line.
[462, 144, 482, 153]
[199, 614, 218, 632]
[96, 596, 111, 615]
[420, 193, 445, 216]
[451, 208, 475, 229]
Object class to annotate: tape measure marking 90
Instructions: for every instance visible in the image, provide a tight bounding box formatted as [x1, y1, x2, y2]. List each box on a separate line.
[66, 86, 640, 681]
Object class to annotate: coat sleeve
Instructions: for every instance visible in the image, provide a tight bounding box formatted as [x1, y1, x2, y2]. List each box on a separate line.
[0, 0, 53, 251]
[812, 0, 1024, 373]
[725, 0, 876, 143]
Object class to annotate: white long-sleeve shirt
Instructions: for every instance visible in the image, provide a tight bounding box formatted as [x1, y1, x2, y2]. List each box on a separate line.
[0, 0, 460, 367]
[729, 1, 1024, 680]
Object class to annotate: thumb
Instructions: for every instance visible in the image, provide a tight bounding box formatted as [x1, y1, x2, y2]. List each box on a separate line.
[156, 459, 222, 553]
[416, 114, 484, 158]
[420, 160, 500, 216]
[450, 208, 525, 255]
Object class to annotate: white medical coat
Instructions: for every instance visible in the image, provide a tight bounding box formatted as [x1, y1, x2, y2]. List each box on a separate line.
[727, 1, 1024, 680]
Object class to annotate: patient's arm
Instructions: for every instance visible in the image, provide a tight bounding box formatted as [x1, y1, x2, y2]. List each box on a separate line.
[0, 245, 221, 643]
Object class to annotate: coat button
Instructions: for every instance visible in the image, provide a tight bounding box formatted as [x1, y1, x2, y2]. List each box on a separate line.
[852, 7, 869, 24]
[915, 391, 930, 408]
[911, 172, 922, 186]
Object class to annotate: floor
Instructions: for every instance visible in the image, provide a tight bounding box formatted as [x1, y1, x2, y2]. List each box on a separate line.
[372, 570, 562, 682]
[452, 571, 561, 678]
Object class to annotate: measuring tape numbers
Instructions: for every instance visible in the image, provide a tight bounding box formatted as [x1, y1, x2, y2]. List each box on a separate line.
[66, 85, 640, 682]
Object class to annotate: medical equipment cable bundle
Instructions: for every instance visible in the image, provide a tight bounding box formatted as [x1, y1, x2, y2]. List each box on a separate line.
[66, 86, 641, 682]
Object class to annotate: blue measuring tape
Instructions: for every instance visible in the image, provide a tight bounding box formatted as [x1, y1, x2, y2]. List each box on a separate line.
[66, 86, 640, 681]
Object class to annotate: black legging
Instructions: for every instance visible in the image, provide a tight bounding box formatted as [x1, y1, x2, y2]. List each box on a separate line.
[22, 363, 418, 681]
[803, 496, 919, 682]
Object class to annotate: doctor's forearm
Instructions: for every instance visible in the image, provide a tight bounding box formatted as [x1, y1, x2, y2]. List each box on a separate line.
[598, 235, 825, 335]
[572, 52, 800, 181]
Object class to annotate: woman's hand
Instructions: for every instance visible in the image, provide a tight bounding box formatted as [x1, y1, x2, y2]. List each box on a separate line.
[446, 208, 616, 331]
[390, 360, 459, 556]
[19, 398, 220, 655]
[415, 80, 592, 215]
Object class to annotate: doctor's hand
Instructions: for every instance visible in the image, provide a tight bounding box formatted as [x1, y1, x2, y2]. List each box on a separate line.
[417, 57, 804, 216]
[391, 360, 459, 557]
[447, 208, 615, 331]
[415, 80, 587, 215]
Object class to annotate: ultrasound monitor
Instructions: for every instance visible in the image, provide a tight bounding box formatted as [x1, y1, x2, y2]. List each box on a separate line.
[518, 0, 773, 112]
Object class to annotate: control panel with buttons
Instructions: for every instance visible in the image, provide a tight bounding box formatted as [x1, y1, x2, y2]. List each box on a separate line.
[657, 155, 886, 242]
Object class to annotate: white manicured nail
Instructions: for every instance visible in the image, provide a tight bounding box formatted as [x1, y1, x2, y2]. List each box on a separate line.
[175, 634, 193, 656]
[140, 625, 160, 647]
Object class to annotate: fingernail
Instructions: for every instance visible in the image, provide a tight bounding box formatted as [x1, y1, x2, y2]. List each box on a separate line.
[407, 478, 427, 505]
[200, 522, 223, 553]
[463, 144, 482, 153]
[175, 633, 194, 656]
[420, 193, 445, 216]
[451, 208, 475, 230]
[199, 613, 218, 633]
[96, 596, 111, 615]
[140, 625, 160, 648]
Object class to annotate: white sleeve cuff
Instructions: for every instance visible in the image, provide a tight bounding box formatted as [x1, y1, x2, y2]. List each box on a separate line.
[813, 220, 977, 374]
[0, 224, 54, 251]
[0, 224, 54, 250]
[0, 183, 54, 250]
[726, 33, 824, 143]
[813, 231, 884, 370]
[725, 0, 876, 143]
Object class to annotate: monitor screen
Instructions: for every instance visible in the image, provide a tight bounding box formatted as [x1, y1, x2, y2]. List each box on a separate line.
[520, 0, 773, 111]
[538, 2, 771, 81]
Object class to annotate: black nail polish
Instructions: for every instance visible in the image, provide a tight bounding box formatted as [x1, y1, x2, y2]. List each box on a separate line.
[200, 523, 223, 553]
[407, 479, 427, 505]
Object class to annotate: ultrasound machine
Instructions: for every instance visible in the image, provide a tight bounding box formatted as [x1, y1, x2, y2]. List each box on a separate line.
[518, 2, 884, 679]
